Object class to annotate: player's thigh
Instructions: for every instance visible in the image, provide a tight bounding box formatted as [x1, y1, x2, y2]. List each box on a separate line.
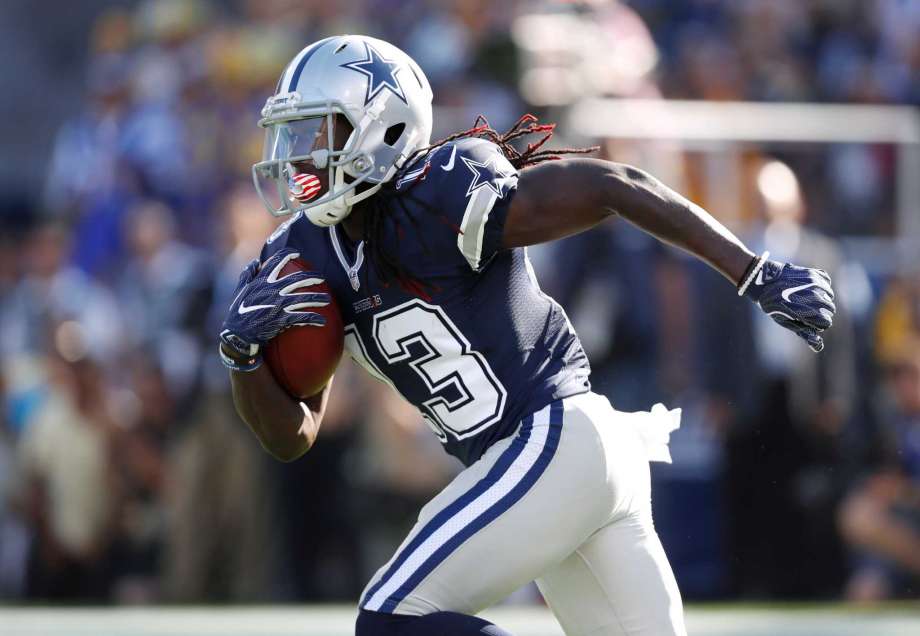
[536, 511, 686, 636]
[360, 398, 612, 616]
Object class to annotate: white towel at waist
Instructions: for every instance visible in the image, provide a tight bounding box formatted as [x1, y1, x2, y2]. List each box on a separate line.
[621, 403, 682, 464]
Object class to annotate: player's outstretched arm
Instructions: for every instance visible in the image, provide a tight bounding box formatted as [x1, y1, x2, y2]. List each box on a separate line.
[504, 158, 754, 283]
[504, 158, 836, 351]
[219, 248, 332, 461]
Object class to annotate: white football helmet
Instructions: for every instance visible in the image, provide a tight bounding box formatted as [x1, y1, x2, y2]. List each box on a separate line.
[252, 35, 434, 226]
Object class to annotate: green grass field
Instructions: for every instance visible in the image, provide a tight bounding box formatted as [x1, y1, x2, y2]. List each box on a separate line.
[2, 604, 919, 636]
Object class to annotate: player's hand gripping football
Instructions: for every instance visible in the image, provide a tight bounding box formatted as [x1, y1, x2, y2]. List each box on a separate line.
[219, 248, 329, 371]
[740, 255, 836, 353]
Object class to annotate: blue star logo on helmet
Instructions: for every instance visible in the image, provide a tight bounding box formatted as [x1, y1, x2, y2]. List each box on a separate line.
[341, 42, 408, 105]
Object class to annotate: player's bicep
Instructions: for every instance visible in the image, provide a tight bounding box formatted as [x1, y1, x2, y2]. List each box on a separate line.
[501, 158, 615, 249]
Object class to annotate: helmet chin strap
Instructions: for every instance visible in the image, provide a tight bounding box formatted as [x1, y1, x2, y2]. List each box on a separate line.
[345, 182, 383, 206]
[305, 166, 356, 227]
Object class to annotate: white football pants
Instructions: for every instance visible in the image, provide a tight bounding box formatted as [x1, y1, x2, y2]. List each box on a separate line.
[359, 392, 687, 636]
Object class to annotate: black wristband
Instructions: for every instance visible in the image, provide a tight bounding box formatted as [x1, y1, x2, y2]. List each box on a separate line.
[737, 254, 761, 290]
[737, 251, 770, 298]
[219, 342, 263, 372]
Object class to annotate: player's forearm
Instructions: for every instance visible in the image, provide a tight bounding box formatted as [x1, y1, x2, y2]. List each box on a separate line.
[229, 365, 316, 461]
[507, 158, 754, 284]
[598, 161, 754, 285]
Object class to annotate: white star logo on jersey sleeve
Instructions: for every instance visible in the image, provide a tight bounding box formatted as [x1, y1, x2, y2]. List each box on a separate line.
[461, 155, 513, 199]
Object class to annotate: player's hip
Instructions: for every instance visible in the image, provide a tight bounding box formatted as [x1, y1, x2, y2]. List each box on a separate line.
[357, 393, 661, 615]
[455, 391, 661, 526]
[552, 392, 658, 520]
[510, 390, 680, 525]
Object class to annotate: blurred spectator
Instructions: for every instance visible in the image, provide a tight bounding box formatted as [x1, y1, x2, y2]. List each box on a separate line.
[709, 158, 857, 597]
[42, 54, 137, 216]
[16, 349, 119, 600]
[749, 160, 856, 435]
[0, 222, 125, 363]
[106, 356, 177, 603]
[162, 389, 276, 602]
[130, 0, 213, 107]
[876, 274, 920, 367]
[118, 200, 213, 406]
[839, 339, 920, 601]
[0, 369, 31, 599]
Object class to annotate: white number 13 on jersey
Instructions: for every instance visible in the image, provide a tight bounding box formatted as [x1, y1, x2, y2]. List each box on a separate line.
[344, 299, 507, 441]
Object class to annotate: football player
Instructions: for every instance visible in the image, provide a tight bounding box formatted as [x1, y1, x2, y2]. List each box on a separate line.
[219, 36, 835, 636]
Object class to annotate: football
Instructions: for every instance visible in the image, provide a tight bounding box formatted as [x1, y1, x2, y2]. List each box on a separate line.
[263, 257, 344, 399]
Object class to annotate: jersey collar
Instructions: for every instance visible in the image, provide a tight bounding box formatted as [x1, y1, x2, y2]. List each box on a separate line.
[329, 224, 365, 292]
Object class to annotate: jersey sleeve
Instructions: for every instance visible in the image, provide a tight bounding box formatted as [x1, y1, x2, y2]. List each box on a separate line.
[399, 138, 518, 272]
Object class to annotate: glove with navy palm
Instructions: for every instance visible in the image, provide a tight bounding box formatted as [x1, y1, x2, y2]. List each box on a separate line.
[219, 248, 329, 371]
[740, 257, 836, 353]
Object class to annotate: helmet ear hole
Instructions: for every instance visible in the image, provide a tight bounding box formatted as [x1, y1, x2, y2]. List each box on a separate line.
[384, 123, 406, 146]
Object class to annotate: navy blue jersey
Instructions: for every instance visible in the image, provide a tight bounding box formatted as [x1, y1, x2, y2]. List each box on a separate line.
[262, 138, 590, 466]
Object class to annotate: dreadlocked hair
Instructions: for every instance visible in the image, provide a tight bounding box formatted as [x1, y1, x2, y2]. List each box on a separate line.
[360, 113, 599, 298]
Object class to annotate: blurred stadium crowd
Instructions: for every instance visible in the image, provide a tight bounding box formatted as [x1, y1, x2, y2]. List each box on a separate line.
[1, 0, 919, 606]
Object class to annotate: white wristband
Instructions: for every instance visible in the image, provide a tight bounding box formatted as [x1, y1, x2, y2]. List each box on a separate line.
[737, 250, 770, 297]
